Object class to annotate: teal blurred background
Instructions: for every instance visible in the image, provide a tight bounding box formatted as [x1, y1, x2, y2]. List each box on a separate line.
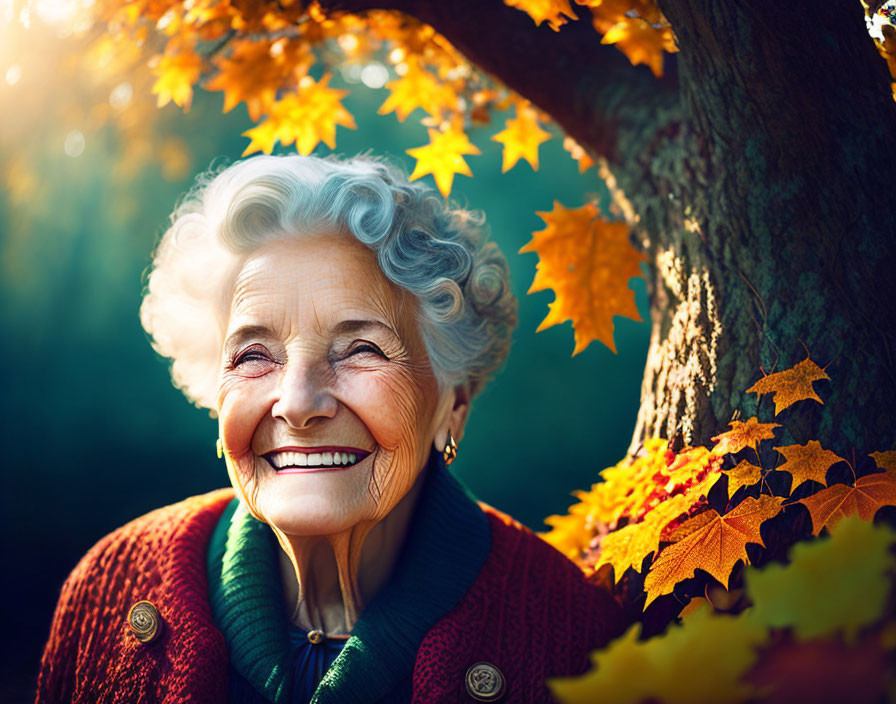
[0, 40, 649, 700]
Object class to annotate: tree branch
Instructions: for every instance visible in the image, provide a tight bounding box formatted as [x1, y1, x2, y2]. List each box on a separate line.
[318, 0, 682, 194]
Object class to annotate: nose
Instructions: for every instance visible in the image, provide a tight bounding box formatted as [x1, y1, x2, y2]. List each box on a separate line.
[270, 359, 339, 429]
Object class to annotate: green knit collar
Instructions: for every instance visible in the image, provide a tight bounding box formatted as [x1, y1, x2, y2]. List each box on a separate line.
[206, 450, 492, 703]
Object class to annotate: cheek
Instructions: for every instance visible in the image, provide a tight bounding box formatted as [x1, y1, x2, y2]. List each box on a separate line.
[349, 371, 433, 450]
[218, 377, 274, 464]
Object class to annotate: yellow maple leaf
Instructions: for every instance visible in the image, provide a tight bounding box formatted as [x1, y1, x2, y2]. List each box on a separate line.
[798, 471, 896, 536]
[241, 74, 356, 156]
[503, 0, 577, 31]
[870, 450, 896, 471]
[711, 417, 780, 456]
[746, 356, 830, 416]
[600, 16, 677, 78]
[518, 202, 644, 355]
[724, 460, 763, 499]
[773, 440, 845, 492]
[643, 495, 784, 607]
[377, 57, 457, 122]
[150, 49, 202, 110]
[206, 39, 313, 122]
[549, 607, 767, 704]
[406, 126, 481, 197]
[595, 493, 690, 580]
[491, 104, 552, 172]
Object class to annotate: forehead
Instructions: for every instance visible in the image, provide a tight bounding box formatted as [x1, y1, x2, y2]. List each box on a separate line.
[226, 232, 413, 333]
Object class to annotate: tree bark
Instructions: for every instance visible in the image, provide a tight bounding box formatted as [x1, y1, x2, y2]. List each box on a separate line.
[323, 0, 896, 457]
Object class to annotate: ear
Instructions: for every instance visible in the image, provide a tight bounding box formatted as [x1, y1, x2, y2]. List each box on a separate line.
[433, 382, 472, 454]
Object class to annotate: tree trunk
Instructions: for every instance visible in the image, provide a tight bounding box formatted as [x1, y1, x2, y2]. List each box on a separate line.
[328, 0, 896, 457]
[630, 0, 896, 458]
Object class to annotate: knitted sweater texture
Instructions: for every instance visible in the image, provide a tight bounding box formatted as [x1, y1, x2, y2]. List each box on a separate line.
[35, 481, 625, 703]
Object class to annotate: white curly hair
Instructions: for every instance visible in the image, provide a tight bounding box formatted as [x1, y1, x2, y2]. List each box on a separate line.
[139, 153, 518, 411]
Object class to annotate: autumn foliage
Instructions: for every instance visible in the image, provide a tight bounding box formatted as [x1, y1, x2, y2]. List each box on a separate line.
[541, 355, 896, 701]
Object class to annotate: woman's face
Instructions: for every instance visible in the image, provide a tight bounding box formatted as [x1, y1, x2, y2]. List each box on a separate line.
[216, 231, 448, 536]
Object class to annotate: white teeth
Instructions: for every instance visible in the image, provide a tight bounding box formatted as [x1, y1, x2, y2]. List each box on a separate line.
[268, 449, 363, 469]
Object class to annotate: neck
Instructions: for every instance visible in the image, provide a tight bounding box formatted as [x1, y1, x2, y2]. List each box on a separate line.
[271, 463, 429, 635]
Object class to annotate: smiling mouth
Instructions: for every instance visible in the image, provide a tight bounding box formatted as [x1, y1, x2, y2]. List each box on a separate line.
[262, 446, 373, 474]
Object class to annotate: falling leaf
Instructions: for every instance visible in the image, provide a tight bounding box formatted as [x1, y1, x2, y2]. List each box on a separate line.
[643, 495, 785, 607]
[724, 460, 763, 499]
[746, 356, 830, 416]
[378, 57, 457, 122]
[711, 417, 780, 456]
[406, 125, 481, 196]
[150, 49, 202, 110]
[548, 607, 767, 704]
[773, 441, 844, 492]
[797, 471, 896, 536]
[491, 104, 551, 172]
[241, 73, 356, 156]
[503, 0, 577, 31]
[600, 16, 677, 78]
[870, 450, 896, 471]
[745, 516, 896, 642]
[518, 201, 644, 355]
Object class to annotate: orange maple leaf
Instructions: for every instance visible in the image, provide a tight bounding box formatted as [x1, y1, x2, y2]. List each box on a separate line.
[406, 125, 481, 197]
[774, 441, 845, 492]
[870, 450, 896, 471]
[503, 0, 577, 31]
[491, 104, 551, 172]
[150, 49, 202, 111]
[378, 57, 457, 122]
[711, 417, 780, 456]
[797, 471, 896, 535]
[206, 39, 313, 122]
[746, 356, 830, 416]
[584, 0, 664, 33]
[600, 16, 677, 78]
[518, 201, 644, 355]
[724, 460, 763, 499]
[643, 495, 785, 607]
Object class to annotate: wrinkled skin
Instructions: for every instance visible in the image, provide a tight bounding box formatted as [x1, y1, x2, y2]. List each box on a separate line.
[216, 232, 469, 634]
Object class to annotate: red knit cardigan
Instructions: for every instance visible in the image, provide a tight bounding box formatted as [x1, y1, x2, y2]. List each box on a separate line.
[35, 488, 625, 703]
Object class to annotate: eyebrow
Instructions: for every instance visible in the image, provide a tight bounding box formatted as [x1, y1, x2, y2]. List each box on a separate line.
[223, 319, 400, 352]
[330, 319, 401, 341]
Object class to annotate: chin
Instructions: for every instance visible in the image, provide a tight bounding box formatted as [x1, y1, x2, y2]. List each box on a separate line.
[251, 468, 377, 536]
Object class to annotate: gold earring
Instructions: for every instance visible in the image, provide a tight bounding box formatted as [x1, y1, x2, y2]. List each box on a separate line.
[216, 438, 223, 459]
[442, 429, 458, 466]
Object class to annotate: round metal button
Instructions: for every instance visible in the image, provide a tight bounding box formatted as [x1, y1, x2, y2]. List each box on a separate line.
[465, 662, 505, 701]
[307, 629, 324, 645]
[128, 600, 162, 644]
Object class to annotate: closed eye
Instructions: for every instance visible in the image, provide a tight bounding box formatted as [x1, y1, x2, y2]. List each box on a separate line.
[349, 342, 387, 359]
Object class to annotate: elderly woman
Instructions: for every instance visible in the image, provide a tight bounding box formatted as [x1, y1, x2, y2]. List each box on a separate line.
[35, 154, 624, 704]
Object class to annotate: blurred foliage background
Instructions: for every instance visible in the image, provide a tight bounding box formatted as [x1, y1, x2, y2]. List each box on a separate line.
[0, 5, 649, 700]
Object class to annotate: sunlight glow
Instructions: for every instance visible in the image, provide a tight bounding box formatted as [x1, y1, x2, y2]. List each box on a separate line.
[360, 62, 388, 89]
[5, 64, 21, 85]
[64, 129, 85, 157]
